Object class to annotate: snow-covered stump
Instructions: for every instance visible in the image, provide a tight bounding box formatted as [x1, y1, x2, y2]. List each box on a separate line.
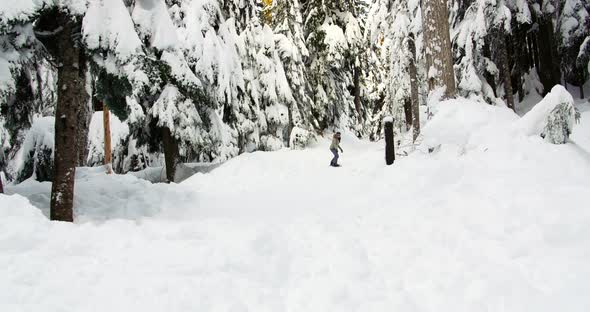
[384, 117, 395, 165]
[519, 85, 580, 144]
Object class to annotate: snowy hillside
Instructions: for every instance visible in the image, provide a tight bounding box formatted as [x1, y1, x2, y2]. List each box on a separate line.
[2, 98, 590, 311]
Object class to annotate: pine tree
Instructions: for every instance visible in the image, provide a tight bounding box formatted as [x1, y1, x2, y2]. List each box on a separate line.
[302, 0, 365, 131]
[558, 0, 590, 98]
[273, 0, 316, 148]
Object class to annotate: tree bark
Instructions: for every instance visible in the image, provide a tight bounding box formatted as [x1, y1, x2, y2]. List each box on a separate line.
[421, 0, 456, 98]
[76, 65, 91, 167]
[408, 33, 420, 142]
[384, 118, 395, 165]
[403, 98, 412, 130]
[537, 16, 561, 94]
[353, 66, 362, 116]
[103, 103, 113, 174]
[49, 14, 83, 222]
[161, 127, 179, 183]
[494, 29, 515, 111]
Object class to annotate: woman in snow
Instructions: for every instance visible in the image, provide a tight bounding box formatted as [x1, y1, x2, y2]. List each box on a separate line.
[330, 132, 344, 167]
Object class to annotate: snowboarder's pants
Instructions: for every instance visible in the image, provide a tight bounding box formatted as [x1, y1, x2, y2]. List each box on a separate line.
[330, 148, 339, 166]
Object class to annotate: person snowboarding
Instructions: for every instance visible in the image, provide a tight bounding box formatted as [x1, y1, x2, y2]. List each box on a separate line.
[330, 132, 344, 167]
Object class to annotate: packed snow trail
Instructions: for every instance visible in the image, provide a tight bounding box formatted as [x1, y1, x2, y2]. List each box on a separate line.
[2, 99, 590, 312]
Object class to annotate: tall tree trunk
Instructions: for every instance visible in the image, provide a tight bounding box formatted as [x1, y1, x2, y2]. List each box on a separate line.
[408, 33, 420, 142]
[421, 0, 456, 98]
[403, 98, 412, 130]
[353, 66, 362, 116]
[49, 14, 83, 222]
[537, 16, 561, 94]
[103, 103, 113, 174]
[161, 127, 179, 183]
[76, 64, 91, 167]
[494, 29, 515, 111]
[531, 34, 540, 70]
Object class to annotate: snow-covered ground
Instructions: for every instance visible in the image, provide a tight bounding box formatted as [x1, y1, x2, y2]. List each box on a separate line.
[2, 98, 590, 311]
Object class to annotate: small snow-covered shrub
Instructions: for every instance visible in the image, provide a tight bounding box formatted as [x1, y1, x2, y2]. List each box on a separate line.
[541, 100, 581, 144]
[289, 126, 314, 149]
[16, 117, 54, 182]
[519, 85, 580, 144]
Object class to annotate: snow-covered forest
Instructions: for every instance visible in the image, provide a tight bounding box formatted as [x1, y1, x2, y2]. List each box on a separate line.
[1, 0, 590, 310]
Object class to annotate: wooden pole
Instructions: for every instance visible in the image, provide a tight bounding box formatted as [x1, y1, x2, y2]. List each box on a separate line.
[103, 103, 113, 174]
[384, 117, 395, 165]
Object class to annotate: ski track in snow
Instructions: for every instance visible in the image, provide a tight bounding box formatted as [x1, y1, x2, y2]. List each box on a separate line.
[2, 100, 590, 312]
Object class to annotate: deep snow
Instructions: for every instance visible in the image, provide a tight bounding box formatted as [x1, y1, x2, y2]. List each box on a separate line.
[2, 99, 590, 311]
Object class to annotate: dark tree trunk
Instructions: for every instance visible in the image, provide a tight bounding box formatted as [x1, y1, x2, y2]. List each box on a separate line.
[403, 98, 412, 130]
[581, 84, 585, 99]
[384, 119, 395, 165]
[537, 16, 561, 94]
[527, 35, 535, 69]
[161, 127, 179, 183]
[47, 13, 83, 222]
[531, 34, 540, 70]
[421, 0, 457, 98]
[493, 29, 515, 111]
[353, 66, 362, 117]
[0, 172, 4, 194]
[408, 33, 420, 142]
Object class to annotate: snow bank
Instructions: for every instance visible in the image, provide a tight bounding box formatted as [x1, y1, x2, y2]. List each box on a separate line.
[423, 87, 580, 154]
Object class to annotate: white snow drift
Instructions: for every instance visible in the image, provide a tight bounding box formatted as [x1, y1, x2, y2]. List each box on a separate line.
[2, 98, 590, 312]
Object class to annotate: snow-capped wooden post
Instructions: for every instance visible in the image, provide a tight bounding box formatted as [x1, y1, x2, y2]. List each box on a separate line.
[103, 103, 113, 174]
[384, 117, 395, 165]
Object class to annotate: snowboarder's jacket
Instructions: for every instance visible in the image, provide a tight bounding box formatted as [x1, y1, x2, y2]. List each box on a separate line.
[330, 136, 342, 151]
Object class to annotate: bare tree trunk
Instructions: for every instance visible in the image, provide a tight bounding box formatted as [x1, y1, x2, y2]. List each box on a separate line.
[49, 15, 83, 222]
[353, 66, 362, 116]
[403, 98, 412, 130]
[408, 33, 420, 142]
[581, 84, 585, 99]
[537, 16, 561, 94]
[421, 0, 456, 98]
[76, 66, 91, 167]
[0, 171, 4, 194]
[494, 29, 515, 111]
[161, 127, 179, 183]
[103, 103, 113, 174]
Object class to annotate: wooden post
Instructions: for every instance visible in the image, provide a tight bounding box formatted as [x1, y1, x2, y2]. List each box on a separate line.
[103, 103, 113, 174]
[384, 117, 395, 165]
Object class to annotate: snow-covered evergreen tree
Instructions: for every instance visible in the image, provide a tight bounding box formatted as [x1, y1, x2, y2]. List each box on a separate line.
[273, 0, 315, 148]
[557, 0, 589, 97]
[302, 0, 365, 132]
